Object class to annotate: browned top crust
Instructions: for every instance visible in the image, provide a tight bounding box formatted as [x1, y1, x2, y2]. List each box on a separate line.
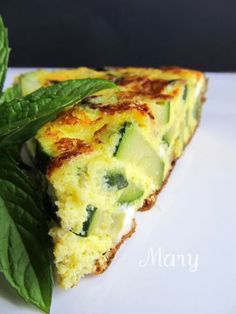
[47, 144, 92, 177]
[56, 109, 81, 125]
[117, 76, 172, 99]
[160, 66, 203, 79]
[55, 138, 86, 153]
[90, 101, 155, 120]
[160, 66, 185, 72]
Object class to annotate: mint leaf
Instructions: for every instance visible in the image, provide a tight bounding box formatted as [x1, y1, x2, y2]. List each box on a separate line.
[0, 78, 115, 148]
[0, 16, 10, 93]
[0, 152, 53, 313]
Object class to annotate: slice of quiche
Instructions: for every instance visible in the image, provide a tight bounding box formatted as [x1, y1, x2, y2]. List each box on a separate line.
[17, 66, 207, 289]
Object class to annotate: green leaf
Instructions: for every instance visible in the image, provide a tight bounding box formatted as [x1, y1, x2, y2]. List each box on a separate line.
[0, 84, 22, 106]
[0, 153, 53, 313]
[0, 16, 10, 93]
[0, 78, 116, 148]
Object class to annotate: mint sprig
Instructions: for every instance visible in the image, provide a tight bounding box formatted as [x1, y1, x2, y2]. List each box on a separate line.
[0, 78, 115, 148]
[0, 84, 22, 106]
[0, 153, 53, 313]
[0, 16, 10, 93]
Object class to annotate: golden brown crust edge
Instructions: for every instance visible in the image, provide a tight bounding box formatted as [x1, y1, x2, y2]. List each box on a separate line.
[94, 219, 137, 274]
[94, 76, 208, 275]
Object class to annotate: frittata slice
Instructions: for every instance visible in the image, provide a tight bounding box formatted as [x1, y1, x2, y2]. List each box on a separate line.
[18, 67, 207, 289]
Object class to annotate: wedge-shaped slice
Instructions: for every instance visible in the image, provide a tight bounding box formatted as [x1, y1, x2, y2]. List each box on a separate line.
[18, 66, 207, 288]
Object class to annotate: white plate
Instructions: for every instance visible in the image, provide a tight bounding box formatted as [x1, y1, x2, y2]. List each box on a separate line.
[1, 69, 236, 314]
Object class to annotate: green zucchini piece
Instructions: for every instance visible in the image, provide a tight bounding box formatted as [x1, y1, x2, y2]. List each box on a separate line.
[25, 138, 37, 160]
[79, 205, 97, 237]
[155, 102, 170, 124]
[25, 139, 51, 173]
[104, 172, 128, 190]
[115, 123, 164, 187]
[113, 122, 130, 155]
[118, 182, 144, 204]
[193, 98, 201, 120]
[19, 70, 45, 96]
[33, 141, 51, 173]
[182, 85, 188, 100]
[162, 125, 176, 146]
